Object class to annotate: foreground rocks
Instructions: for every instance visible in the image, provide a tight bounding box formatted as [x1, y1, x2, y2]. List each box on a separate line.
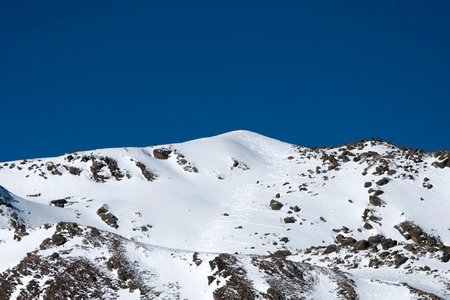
[0, 223, 360, 300]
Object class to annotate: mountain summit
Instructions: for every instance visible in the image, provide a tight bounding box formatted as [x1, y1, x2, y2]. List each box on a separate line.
[0, 131, 449, 299]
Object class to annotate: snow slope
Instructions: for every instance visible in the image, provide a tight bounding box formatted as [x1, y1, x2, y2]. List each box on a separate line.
[0, 130, 449, 299]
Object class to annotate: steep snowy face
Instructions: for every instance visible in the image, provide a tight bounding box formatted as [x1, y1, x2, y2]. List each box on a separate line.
[0, 130, 449, 299]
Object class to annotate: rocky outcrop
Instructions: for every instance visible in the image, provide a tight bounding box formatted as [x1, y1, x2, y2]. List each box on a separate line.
[0, 223, 154, 299]
[134, 161, 157, 181]
[209, 253, 358, 300]
[50, 199, 68, 208]
[153, 148, 172, 160]
[97, 205, 119, 229]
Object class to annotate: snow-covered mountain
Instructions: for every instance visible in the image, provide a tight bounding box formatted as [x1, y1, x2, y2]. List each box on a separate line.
[0, 130, 449, 299]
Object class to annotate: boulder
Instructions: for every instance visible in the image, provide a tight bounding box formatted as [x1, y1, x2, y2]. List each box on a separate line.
[291, 206, 301, 212]
[363, 223, 373, 230]
[353, 240, 370, 251]
[272, 250, 292, 257]
[376, 178, 390, 186]
[368, 235, 383, 245]
[323, 244, 338, 254]
[369, 195, 383, 206]
[379, 251, 390, 258]
[381, 238, 397, 250]
[50, 199, 68, 208]
[394, 255, 408, 267]
[373, 190, 384, 196]
[280, 237, 289, 243]
[269, 200, 283, 210]
[283, 217, 296, 224]
[52, 234, 67, 246]
[336, 234, 356, 246]
[153, 148, 172, 160]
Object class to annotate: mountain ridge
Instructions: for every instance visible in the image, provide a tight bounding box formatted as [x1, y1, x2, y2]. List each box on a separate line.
[4, 129, 441, 163]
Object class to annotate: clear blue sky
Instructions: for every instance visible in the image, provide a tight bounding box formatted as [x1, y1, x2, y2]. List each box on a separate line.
[1, 1, 449, 161]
